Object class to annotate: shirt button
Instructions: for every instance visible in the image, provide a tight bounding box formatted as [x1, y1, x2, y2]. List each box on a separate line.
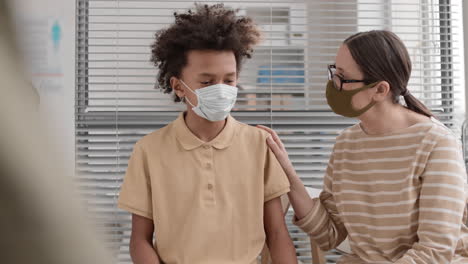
[206, 163, 211, 169]
[207, 184, 214, 190]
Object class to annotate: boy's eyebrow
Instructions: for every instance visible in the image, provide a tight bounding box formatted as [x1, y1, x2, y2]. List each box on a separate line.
[198, 73, 215, 77]
[197, 72, 237, 77]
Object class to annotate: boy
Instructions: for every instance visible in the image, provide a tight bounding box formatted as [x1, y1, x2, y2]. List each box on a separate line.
[118, 4, 296, 264]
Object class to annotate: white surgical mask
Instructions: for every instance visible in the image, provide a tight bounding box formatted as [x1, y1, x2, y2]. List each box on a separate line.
[180, 79, 238, 122]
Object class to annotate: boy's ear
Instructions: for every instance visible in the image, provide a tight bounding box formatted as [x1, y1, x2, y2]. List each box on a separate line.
[170, 77, 185, 98]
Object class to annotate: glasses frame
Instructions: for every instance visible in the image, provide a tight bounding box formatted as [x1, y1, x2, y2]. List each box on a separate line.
[328, 64, 370, 91]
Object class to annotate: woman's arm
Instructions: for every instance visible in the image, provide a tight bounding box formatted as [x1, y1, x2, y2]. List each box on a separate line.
[257, 125, 314, 219]
[394, 135, 466, 263]
[257, 125, 347, 251]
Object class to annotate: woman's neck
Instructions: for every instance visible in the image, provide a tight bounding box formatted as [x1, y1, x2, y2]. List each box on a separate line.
[358, 102, 430, 135]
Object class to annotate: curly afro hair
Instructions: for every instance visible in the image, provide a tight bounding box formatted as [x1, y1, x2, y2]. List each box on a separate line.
[150, 3, 261, 102]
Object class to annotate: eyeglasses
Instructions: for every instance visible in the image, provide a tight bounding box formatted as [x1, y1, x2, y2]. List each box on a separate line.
[328, 64, 369, 91]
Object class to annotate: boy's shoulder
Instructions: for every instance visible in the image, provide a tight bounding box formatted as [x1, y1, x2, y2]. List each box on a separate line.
[235, 120, 270, 141]
[135, 120, 176, 150]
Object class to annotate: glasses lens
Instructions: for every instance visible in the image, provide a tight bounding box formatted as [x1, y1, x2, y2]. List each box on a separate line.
[328, 66, 335, 80]
[332, 75, 341, 91]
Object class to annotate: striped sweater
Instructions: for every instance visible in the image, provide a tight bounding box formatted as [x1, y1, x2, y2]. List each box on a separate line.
[294, 118, 468, 263]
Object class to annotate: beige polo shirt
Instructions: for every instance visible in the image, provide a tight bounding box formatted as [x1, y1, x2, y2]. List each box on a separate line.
[118, 113, 290, 264]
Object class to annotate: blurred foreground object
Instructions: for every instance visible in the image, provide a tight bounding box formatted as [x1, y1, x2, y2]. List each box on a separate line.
[0, 1, 113, 263]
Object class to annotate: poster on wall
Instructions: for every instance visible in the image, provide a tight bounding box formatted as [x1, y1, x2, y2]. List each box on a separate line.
[18, 16, 64, 95]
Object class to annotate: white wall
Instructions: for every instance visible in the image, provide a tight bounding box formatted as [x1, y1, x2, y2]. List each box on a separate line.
[10, 0, 76, 175]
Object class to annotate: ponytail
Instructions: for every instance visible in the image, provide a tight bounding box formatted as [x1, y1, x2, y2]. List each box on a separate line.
[403, 93, 433, 117]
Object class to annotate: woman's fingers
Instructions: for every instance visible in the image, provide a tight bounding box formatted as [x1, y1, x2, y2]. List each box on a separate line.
[273, 133, 285, 151]
[266, 135, 282, 154]
[261, 128, 297, 179]
[267, 136, 296, 177]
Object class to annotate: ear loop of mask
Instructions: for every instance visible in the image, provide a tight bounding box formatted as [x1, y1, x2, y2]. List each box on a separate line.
[350, 82, 379, 116]
[179, 79, 197, 108]
[348, 82, 379, 113]
[179, 79, 211, 118]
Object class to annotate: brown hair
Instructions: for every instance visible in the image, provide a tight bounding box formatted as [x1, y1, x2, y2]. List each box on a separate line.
[150, 3, 261, 102]
[344, 30, 433, 117]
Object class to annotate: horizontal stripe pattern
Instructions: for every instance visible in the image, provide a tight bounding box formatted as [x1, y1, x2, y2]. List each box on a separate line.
[294, 120, 468, 263]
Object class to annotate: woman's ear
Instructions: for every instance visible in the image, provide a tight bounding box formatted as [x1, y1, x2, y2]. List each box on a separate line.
[170, 76, 185, 98]
[373, 81, 391, 102]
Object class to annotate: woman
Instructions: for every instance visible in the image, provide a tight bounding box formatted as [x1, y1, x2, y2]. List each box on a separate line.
[258, 30, 468, 263]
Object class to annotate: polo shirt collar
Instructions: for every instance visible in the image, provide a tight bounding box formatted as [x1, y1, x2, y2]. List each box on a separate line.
[174, 112, 238, 150]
